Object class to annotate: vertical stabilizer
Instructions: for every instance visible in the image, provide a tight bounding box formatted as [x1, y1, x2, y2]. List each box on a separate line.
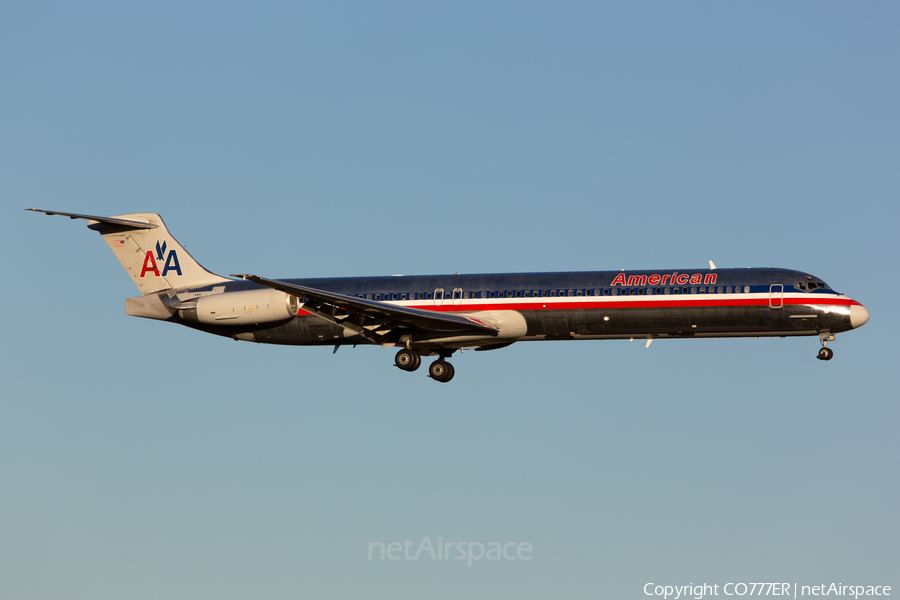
[28, 210, 231, 295]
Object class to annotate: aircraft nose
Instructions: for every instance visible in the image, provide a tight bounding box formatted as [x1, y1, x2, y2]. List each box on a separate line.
[850, 304, 869, 329]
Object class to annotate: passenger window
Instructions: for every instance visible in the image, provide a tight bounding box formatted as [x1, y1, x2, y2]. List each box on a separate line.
[699, 287, 706, 294]
[426, 292, 432, 299]
[717, 286, 723, 294]
[603, 289, 609, 296]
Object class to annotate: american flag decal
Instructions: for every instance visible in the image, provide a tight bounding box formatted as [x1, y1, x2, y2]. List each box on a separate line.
[114, 240, 125, 247]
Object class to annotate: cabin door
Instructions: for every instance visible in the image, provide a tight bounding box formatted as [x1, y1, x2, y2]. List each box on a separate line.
[769, 284, 784, 308]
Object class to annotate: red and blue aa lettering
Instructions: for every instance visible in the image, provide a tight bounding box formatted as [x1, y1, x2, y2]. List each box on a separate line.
[139, 241, 182, 277]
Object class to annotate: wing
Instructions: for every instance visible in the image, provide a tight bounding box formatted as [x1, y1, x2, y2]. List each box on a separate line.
[232, 274, 499, 345]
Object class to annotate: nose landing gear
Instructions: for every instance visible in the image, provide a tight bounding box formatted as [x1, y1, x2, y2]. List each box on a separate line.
[816, 332, 835, 361]
[817, 347, 834, 361]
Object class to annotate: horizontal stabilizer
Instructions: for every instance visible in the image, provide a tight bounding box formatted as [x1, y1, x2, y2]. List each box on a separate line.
[26, 209, 159, 230]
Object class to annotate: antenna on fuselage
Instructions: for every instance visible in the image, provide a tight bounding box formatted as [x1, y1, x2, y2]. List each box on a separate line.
[709, 260, 717, 270]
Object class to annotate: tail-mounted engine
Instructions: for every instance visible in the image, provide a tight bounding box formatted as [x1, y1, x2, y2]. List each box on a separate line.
[179, 289, 300, 326]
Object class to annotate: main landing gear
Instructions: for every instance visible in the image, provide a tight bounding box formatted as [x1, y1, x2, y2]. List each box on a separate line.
[428, 359, 455, 383]
[394, 348, 421, 372]
[394, 348, 455, 383]
[816, 332, 835, 361]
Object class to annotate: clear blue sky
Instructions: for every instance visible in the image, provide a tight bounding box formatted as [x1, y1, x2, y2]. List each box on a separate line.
[2, 2, 897, 598]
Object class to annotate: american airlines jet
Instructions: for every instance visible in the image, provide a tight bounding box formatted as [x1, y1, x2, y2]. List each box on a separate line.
[29, 210, 870, 382]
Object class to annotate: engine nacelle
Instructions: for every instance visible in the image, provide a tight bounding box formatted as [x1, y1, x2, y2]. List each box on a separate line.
[181, 289, 300, 326]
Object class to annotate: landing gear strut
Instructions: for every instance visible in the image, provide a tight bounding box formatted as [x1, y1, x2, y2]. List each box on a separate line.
[817, 332, 835, 361]
[428, 359, 455, 383]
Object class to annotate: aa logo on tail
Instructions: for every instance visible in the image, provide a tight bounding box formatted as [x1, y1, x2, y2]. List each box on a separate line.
[139, 241, 182, 277]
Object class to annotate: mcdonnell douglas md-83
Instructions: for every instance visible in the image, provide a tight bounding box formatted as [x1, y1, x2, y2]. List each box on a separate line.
[29, 210, 869, 382]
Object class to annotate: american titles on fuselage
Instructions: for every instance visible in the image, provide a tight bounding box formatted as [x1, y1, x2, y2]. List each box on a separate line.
[610, 272, 716, 287]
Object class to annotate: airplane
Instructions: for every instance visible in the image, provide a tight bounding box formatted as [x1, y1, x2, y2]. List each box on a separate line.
[28, 209, 870, 382]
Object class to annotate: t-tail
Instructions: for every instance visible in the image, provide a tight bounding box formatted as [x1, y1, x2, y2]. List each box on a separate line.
[27, 209, 230, 296]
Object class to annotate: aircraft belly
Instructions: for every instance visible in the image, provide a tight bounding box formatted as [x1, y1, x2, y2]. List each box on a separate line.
[193, 314, 365, 346]
[521, 304, 822, 339]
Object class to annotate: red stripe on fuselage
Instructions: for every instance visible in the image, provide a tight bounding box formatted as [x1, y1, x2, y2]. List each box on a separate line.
[288, 295, 859, 318]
